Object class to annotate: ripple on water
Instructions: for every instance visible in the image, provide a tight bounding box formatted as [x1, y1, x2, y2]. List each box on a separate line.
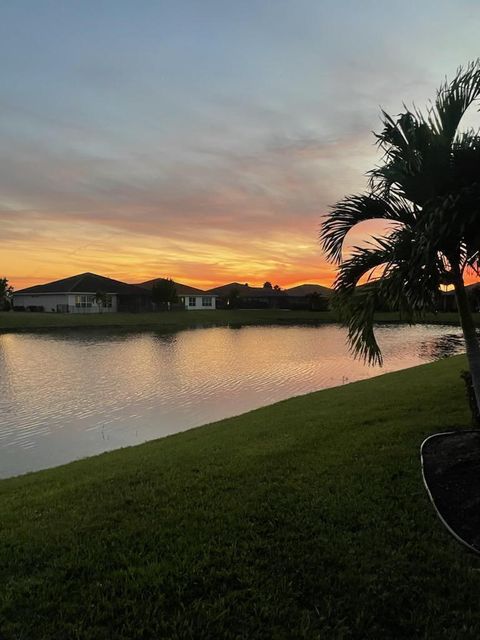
[0, 324, 465, 477]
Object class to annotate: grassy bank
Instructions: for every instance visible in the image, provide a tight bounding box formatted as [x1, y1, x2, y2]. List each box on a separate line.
[0, 309, 335, 331]
[0, 309, 477, 332]
[1, 356, 480, 638]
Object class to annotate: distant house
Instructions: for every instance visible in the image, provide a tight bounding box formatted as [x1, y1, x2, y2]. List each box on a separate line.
[12, 272, 335, 314]
[437, 283, 480, 313]
[139, 279, 218, 311]
[284, 284, 331, 310]
[13, 273, 151, 313]
[207, 282, 285, 308]
[207, 282, 331, 310]
[286, 284, 331, 298]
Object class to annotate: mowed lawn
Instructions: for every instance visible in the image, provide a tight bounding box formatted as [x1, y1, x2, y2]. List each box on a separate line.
[0, 309, 336, 331]
[0, 309, 477, 332]
[1, 355, 480, 639]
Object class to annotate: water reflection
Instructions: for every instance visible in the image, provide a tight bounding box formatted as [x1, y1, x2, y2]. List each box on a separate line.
[0, 324, 465, 478]
[418, 333, 465, 360]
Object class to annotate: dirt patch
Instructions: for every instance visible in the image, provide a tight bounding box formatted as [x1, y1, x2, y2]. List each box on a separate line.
[422, 431, 480, 551]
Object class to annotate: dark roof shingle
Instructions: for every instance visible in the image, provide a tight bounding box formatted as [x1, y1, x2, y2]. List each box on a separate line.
[15, 273, 147, 296]
[138, 279, 213, 296]
[285, 284, 331, 297]
[207, 282, 332, 297]
[206, 283, 282, 297]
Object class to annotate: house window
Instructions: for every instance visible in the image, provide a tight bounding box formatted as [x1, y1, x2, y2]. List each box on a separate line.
[75, 295, 94, 308]
[202, 297, 212, 307]
[188, 297, 197, 307]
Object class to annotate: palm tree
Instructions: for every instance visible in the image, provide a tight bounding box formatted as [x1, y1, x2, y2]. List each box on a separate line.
[320, 61, 480, 410]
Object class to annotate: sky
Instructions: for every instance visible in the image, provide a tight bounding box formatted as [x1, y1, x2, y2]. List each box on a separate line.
[2, 0, 480, 291]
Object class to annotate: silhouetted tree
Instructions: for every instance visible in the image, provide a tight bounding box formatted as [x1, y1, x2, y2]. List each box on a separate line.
[94, 291, 109, 313]
[273, 284, 282, 292]
[0, 277, 13, 310]
[151, 278, 178, 311]
[321, 61, 480, 412]
[306, 291, 329, 311]
[263, 281, 273, 289]
[226, 286, 241, 309]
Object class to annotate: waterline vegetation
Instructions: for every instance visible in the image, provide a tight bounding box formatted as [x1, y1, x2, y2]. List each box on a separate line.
[0, 309, 478, 333]
[0, 278, 13, 311]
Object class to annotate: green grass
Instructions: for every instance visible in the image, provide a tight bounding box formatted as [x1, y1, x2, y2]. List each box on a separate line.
[0, 309, 335, 331]
[0, 309, 477, 332]
[2, 356, 480, 638]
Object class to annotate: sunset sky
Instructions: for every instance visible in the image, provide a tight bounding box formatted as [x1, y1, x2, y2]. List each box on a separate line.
[2, 1, 480, 291]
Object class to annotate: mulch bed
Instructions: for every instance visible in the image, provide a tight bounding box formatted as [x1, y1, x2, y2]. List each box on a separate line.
[422, 430, 480, 552]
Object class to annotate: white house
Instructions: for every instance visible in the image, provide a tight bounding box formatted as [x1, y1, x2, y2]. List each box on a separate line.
[139, 279, 218, 311]
[13, 273, 151, 313]
[180, 292, 217, 310]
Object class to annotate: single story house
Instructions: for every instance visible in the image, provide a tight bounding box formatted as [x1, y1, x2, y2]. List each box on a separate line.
[437, 283, 480, 313]
[207, 282, 331, 310]
[13, 272, 151, 313]
[207, 282, 285, 309]
[139, 279, 218, 311]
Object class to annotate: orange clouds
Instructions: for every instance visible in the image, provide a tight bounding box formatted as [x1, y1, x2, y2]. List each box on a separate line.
[2, 130, 372, 291]
[5, 221, 337, 290]
[3, 109, 477, 293]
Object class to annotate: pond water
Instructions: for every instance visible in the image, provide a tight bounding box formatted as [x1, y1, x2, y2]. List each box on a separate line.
[0, 323, 465, 478]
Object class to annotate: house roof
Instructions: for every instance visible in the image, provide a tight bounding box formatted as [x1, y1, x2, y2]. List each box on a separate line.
[15, 273, 147, 296]
[206, 283, 283, 297]
[139, 279, 215, 296]
[285, 284, 331, 297]
[207, 282, 332, 298]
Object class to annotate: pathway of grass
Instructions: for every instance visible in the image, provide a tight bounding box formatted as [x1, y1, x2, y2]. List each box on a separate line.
[1, 356, 480, 638]
[0, 308, 476, 332]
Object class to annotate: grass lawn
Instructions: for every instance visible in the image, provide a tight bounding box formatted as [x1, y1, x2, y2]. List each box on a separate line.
[1, 355, 480, 638]
[0, 309, 477, 332]
[0, 309, 336, 331]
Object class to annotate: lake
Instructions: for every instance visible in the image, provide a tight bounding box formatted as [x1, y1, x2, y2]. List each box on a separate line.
[0, 323, 465, 478]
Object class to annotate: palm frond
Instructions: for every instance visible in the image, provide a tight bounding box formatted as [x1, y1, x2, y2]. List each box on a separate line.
[333, 240, 391, 293]
[369, 62, 480, 202]
[369, 110, 440, 203]
[332, 285, 383, 365]
[320, 192, 416, 263]
[321, 60, 480, 368]
[332, 226, 443, 364]
[431, 60, 480, 142]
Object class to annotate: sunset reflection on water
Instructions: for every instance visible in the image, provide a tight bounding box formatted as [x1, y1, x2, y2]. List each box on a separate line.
[0, 323, 465, 478]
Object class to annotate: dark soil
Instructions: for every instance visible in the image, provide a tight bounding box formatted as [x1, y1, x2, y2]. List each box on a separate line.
[422, 430, 480, 551]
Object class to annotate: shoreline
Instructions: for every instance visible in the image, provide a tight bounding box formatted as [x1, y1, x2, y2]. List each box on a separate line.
[0, 309, 477, 333]
[2, 347, 467, 482]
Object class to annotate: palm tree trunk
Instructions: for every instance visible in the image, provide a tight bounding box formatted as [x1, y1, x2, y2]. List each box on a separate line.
[454, 277, 480, 412]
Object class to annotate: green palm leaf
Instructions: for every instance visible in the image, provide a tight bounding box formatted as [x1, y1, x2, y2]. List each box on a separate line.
[320, 192, 416, 264]
[321, 61, 480, 387]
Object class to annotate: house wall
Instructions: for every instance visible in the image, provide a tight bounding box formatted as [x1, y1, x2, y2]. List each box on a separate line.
[13, 293, 118, 313]
[13, 293, 70, 312]
[180, 295, 217, 310]
[67, 294, 118, 313]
